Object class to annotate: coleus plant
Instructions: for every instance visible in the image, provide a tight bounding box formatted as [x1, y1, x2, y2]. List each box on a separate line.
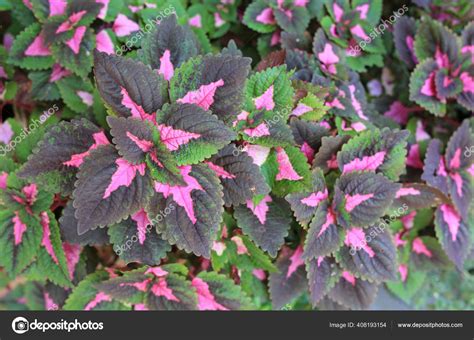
[1, 2, 473, 311]
[243, 0, 323, 55]
[406, 18, 474, 116]
[6, 0, 127, 115]
[318, 0, 386, 72]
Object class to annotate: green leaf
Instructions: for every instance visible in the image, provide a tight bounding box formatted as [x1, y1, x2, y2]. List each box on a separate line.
[57, 76, 94, 113]
[8, 23, 54, 70]
[243, 0, 277, 34]
[50, 28, 95, 79]
[245, 65, 294, 115]
[0, 210, 42, 276]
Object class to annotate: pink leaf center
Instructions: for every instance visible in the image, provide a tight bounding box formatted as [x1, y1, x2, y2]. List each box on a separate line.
[126, 131, 154, 152]
[412, 238, 432, 257]
[151, 279, 180, 302]
[158, 49, 174, 81]
[317, 209, 336, 238]
[291, 103, 313, 117]
[449, 148, 462, 170]
[121, 87, 155, 122]
[300, 142, 315, 164]
[96, 30, 114, 55]
[343, 151, 386, 174]
[25, 34, 51, 56]
[56, 11, 87, 33]
[49, 63, 71, 82]
[13, 212, 27, 246]
[192, 277, 229, 310]
[49, 0, 67, 16]
[0, 172, 8, 190]
[205, 162, 236, 179]
[177, 79, 224, 110]
[158, 124, 201, 151]
[40, 212, 58, 264]
[256, 8, 276, 25]
[287, 246, 304, 278]
[348, 84, 368, 120]
[398, 264, 408, 282]
[63, 243, 81, 279]
[231, 236, 249, 255]
[65, 25, 87, 54]
[440, 204, 461, 242]
[154, 166, 203, 224]
[84, 292, 112, 310]
[421, 71, 437, 97]
[344, 193, 374, 212]
[395, 187, 421, 198]
[246, 195, 272, 225]
[341, 271, 356, 286]
[254, 85, 275, 110]
[300, 189, 328, 207]
[63, 131, 110, 168]
[243, 122, 271, 137]
[132, 209, 150, 244]
[275, 147, 302, 181]
[113, 14, 140, 37]
[103, 158, 146, 199]
[188, 14, 202, 28]
[344, 227, 375, 257]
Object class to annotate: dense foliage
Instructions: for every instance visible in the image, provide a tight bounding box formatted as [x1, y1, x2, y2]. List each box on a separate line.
[0, 0, 473, 311]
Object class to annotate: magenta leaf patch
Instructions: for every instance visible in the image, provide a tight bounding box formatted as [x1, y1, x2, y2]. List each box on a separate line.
[155, 103, 236, 165]
[148, 164, 223, 258]
[275, 147, 302, 181]
[170, 54, 251, 125]
[434, 204, 471, 270]
[158, 124, 201, 151]
[390, 183, 448, 212]
[154, 166, 203, 224]
[177, 79, 225, 110]
[103, 159, 146, 199]
[337, 224, 398, 282]
[337, 128, 409, 181]
[286, 168, 327, 226]
[254, 85, 275, 110]
[98, 266, 198, 310]
[0, 210, 42, 276]
[342, 151, 386, 174]
[192, 272, 249, 310]
[333, 172, 400, 228]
